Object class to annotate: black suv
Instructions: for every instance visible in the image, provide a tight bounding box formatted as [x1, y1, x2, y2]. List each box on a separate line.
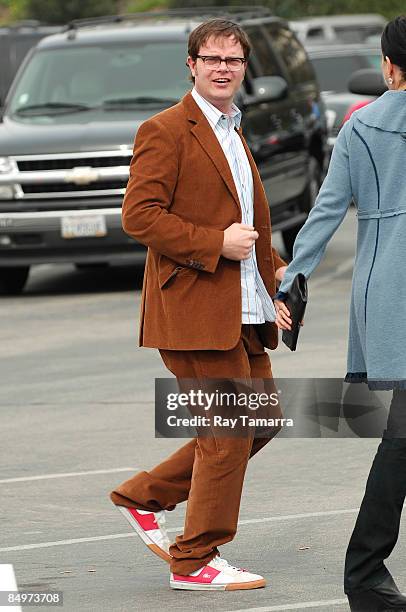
[0, 7, 327, 293]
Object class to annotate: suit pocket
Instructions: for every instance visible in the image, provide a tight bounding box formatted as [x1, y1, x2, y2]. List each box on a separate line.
[158, 255, 194, 289]
[159, 265, 183, 289]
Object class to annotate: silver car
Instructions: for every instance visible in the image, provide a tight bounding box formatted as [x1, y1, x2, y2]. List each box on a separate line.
[306, 43, 382, 148]
[290, 14, 386, 45]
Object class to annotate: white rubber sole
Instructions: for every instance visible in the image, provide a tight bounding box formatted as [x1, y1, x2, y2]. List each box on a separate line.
[115, 505, 171, 563]
[170, 578, 266, 591]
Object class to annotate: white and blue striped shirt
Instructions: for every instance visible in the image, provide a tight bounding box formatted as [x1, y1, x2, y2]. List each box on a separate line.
[191, 88, 276, 323]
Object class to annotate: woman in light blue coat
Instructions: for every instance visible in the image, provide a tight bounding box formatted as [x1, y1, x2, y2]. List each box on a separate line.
[275, 16, 406, 612]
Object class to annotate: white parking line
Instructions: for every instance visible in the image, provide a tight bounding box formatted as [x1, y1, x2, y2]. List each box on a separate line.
[0, 533, 136, 553]
[0, 467, 138, 484]
[0, 507, 358, 553]
[237, 508, 358, 525]
[227, 599, 348, 611]
[0, 564, 22, 611]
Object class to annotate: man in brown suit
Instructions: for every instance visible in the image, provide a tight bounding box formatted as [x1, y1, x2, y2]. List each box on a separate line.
[110, 18, 287, 591]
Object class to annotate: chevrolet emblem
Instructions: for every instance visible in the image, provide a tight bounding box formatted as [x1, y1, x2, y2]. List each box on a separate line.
[66, 166, 99, 186]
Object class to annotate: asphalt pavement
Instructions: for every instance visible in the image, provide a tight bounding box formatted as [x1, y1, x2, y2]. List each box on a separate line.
[1, 208, 405, 612]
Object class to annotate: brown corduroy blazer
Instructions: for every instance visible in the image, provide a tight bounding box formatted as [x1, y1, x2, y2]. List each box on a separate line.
[122, 91, 287, 351]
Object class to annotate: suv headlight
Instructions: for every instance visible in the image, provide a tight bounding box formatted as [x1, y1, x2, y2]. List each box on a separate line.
[0, 157, 16, 199]
[0, 156, 13, 174]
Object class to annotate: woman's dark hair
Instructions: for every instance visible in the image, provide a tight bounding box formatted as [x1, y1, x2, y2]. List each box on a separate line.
[381, 15, 406, 81]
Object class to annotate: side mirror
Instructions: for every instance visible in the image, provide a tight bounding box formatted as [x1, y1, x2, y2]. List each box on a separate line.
[348, 69, 387, 97]
[248, 76, 288, 103]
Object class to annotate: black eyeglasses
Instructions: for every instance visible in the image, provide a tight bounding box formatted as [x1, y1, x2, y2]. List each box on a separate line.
[195, 55, 246, 71]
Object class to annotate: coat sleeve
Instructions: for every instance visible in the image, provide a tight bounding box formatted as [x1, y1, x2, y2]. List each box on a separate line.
[276, 117, 354, 296]
[122, 117, 224, 273]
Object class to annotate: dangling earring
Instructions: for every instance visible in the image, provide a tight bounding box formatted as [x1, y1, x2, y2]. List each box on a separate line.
[388, 77, 393, 85]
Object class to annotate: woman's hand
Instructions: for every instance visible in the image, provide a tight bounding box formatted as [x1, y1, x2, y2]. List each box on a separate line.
[275, 265, 288, 285]
[274, 300, 305, 330]
[274, 299, 292, 330]
[274, 267, 305, 330]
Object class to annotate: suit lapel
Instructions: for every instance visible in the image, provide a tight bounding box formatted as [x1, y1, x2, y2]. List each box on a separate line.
[190, 121, 241, 214]
[182, 92, 240, 213]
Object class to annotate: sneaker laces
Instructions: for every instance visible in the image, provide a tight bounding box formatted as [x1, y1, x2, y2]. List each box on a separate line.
[211, 556, 245, 575]
[153, 510, 170, 551]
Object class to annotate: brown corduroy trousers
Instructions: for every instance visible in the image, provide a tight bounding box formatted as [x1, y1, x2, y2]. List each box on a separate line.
[110, 324, 281, 575]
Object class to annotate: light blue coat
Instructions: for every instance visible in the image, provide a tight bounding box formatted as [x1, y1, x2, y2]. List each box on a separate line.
[277, 90, 406, 390]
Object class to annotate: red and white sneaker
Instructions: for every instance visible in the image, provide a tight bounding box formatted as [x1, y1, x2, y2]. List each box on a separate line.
[170, 556, 266, 591]
[115, 505, 171, 563]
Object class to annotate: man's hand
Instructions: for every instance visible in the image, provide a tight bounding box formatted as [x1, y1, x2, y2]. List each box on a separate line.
[221, 223, 259, 261]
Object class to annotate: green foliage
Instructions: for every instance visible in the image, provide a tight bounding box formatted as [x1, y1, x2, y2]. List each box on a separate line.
[2, 0, 405, 25]
[167, 0, 405, 20]
[125, 0, 169, 11]
[10, 0, 120, 24]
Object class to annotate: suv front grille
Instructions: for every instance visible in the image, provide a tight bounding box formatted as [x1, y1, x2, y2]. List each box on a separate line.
[22, 181, 126, 194]
[17, 155, 132, 172]
[11, 150, 131, 202]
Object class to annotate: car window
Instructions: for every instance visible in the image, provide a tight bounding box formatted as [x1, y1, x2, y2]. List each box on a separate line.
[263, 24, 315, 84]
[7, 41, 191, 112]
[243, 26, 282, 77]
[307, 27, 324, 39]
[311, 53, 382, 92]
[334, 25, 384, 43]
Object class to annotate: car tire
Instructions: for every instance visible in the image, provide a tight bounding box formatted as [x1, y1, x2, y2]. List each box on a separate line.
[282, 156, 321, 257]
[0, 266, 30, 295]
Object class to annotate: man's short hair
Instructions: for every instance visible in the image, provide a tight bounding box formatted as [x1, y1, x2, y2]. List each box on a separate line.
[188, 18, 251, 60]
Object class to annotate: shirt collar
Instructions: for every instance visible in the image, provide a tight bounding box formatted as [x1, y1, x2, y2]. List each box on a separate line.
[191, 87, 242, 129]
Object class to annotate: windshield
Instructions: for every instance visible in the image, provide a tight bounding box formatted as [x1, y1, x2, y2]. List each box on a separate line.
[7, 41, 191, 115]
[311, 53, 382, 92]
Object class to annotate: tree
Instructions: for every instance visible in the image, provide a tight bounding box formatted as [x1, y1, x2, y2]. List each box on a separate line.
[5, 0, 406, 24]
[167, 0, 406, 20]
[10, 0, 120, 24]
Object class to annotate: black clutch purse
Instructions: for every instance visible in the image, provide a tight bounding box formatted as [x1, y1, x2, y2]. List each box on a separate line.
[281, 273, 308, 352]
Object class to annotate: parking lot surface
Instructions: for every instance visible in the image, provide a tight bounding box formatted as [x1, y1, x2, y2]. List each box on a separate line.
[1, 209, 405, 611]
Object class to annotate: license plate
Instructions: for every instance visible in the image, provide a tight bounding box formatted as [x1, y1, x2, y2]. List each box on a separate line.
[61, 215, 107, 239]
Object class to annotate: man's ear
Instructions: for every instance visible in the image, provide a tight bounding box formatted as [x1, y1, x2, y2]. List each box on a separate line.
[186, 56, 196, 78]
